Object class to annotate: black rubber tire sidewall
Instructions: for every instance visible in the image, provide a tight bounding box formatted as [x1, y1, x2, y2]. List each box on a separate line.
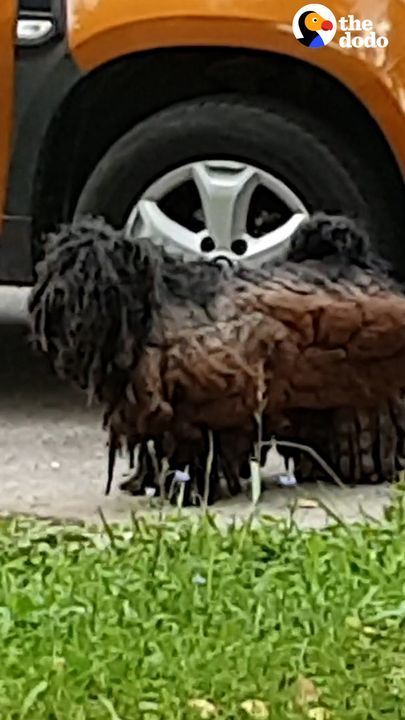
[76, 95, 373, 244]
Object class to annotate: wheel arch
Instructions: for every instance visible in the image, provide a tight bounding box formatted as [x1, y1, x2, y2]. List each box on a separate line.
[68, 7, 405, 171]
[32, 46, 405, 248]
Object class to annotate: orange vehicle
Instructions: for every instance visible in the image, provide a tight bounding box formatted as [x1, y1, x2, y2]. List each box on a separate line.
[1, 0, 405, 283]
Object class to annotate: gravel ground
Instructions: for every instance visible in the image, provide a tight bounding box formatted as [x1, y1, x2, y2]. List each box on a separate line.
[0, 287, 391, 527]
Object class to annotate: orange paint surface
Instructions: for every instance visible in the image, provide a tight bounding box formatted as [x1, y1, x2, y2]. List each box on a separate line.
[68, 0, 405, 172]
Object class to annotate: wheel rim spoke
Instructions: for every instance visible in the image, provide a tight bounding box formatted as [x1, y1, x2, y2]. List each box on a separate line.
[192, 162, 258, 250]
[126, 199, 202, 256]
[242, 213, 308, 262]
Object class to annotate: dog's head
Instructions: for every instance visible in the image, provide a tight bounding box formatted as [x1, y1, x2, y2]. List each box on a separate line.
[28, 216, 155, 398]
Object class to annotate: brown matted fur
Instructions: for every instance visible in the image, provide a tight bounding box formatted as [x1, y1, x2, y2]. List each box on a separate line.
[28, 213, 405, 502]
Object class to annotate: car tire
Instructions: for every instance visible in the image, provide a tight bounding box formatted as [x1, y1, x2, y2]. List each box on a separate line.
[75, 94, 401, 263]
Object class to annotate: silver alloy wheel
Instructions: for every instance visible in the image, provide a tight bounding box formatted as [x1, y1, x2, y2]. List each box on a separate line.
[125, 160, 308, 264]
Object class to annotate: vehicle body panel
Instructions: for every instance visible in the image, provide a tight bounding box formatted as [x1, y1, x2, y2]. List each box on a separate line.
[0, 0, 80, 282]
[1, 0, 405, 282]
[69, 0, 405, 170]
[0, 0, 16, 231]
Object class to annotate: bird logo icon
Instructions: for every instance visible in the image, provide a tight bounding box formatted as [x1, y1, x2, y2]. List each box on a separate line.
[293, 4, 337, 48]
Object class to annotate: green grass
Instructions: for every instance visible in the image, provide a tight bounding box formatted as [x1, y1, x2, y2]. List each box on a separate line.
[0, 495, 405, 720]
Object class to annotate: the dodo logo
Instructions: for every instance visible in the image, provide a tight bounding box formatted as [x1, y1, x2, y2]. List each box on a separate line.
[293, 4, 336, 48]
